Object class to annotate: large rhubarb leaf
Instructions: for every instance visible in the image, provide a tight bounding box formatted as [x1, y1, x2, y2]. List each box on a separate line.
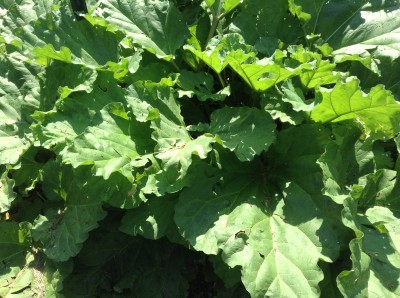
[32, 71, 129, 152]
[97, 0, 189, 59]
[0, 57, 40, 165]
[290, 0, 400, 61]
[1, 0, 400, 296]
[32, 163, 106, 261]
[311, 78, 400, 138]
[129, 82, 213, 193]
[2, 2, 121, 68]
[175, 159, 339, 297]
[230, 0, 302, 49]
[61, 103, 141, 180]
[227, 51, 306, 92]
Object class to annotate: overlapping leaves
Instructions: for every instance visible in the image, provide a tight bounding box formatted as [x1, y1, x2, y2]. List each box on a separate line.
[1, 0, 400, 297]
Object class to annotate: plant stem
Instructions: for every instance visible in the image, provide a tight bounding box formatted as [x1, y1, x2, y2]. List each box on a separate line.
[217, 72, 226, 88]
[171, 60, 181, 72]
[206, 14, 220, 46]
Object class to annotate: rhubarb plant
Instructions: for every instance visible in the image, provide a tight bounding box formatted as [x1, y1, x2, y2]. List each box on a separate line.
[1, 0, 400, 297]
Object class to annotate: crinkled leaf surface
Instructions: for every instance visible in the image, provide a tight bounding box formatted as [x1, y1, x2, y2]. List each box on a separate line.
[317, 125, 363, 204]
[351, 169, 398, 209]
[230, 0, 302, 47]
[2, 3, 121, 67]
[184, 33, 255, 74]
[0, 58, 40, 165]
[62, 103, 140, 180]
[289, 45, 342, 88]
[175, 162, 339, 297]
[311, 79, 400, 138]
[98, 0, 189, 59]
[1, 0, 400, 296]
[0, 251, 71, 298]
[338, 199, 400, 297]
[281, 80, 315, 112]
[227, 51, 307, 92]
[38, 63, 97, 105]
[176, 70, 230, 101]
[128, 82, 212, 193]
[155, 135, 214, 192]
[32, 71, 129, 152]
[210, 107, 276, 161]
[268, 124, 332, 194]
[32, 164, 107, 261]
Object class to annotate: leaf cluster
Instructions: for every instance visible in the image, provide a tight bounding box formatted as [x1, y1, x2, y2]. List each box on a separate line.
[1, 0, 400, 297]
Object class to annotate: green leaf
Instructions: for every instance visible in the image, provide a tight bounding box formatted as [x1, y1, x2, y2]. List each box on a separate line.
[268, 124, 332, 194]
[230, 0, 302, 46]
[0, 250, 72, 298]
[338, 199, 400, 297]
[185, 33, 255, 74]
[317, 125, 364, 204]
[261, 89, 305, 125]
[33, 44, 72, 65]
[98, 0, 189, 59]
[0, 57, 40, 165]
[120, 194, 180, 241]
[176, 70, 230, 101]
[3, 4, 122, 68]
[311, 78, 400, 138]
[226, 50, 307, 92]
[281, 80, 315, 112]
[2, 0, 400, 296]
[9, 146, 49, 196]
[0, 222, 42, 298]
[0, 171, 16, 213]
[61, 103, 141, 180]
[128, 82, 189, 140]
[32, 164, 106, 261]
[128, 81, 211, 193]
[38, 63, 97, 106]
[175, 170, 339, 297]
[289, 45, 342, 88]
[32, 71, 128, 153]
[222, 0, 241, 14]
[155, 135, 214, 192]
[204, 0, 242, 15]
[210, 107, 276, 161]
[351, 169, 398, 209]
[210, 254, 243, 288]
[0, 221, 30, 262]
